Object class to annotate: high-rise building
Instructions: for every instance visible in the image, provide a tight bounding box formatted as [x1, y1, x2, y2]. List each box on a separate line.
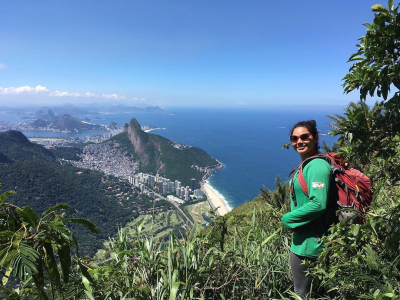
[180, 187, 185, 198]
[175, 180, 181, 190]
[163, 182, 168, 194]
[148, 175, 155, 187]
[191, 178, 196, 192]
[185, 190, 189, 201]
[168, 182, 175, 193]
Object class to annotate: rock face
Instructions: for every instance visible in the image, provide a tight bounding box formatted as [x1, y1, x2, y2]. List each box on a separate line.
[125, 118, 149, 164]
[124, 118, 163, 172]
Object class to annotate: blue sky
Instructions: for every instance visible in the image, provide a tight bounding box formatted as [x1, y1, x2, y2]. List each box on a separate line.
[0, 0, 383, 108]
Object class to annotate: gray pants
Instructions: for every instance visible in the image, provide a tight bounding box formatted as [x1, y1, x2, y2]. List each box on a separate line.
[290, 251, 314, 300]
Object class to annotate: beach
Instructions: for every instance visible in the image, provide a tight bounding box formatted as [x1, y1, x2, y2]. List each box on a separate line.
[202, 183, 230, 216]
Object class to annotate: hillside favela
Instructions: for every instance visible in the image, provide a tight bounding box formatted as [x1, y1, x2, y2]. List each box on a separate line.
[0, 1, 399, 299]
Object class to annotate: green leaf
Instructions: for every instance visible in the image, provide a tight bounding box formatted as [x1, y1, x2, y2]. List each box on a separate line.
[43, 242, 61, 290]
[0, 231, 15, 238]
[19, 206, 40, 228]
[58, 243, 71, 284]
[64, 218, 99, 233]
[84, 290, 95, 300]
[42, 203, 71, 216]
[79, 259, 94, 284]
[371, 4, 388, 13]
[19, 243, 40, 275]
[0, 190, 16, 204]
[32, 259, 48, 300]
[348, 55, 364, 62]
[169, 281, 180, 300]
[384, 293, 394, 298]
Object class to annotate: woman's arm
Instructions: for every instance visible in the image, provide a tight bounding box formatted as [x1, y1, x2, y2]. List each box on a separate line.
[282, 159, 331, 229]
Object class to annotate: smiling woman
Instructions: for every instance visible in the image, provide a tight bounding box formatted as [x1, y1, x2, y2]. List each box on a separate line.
[289, 121, 319, 161]
[282, 120, 332, 299]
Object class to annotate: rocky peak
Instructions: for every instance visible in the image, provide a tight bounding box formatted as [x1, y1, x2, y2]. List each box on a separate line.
[124, 118, 150, 164]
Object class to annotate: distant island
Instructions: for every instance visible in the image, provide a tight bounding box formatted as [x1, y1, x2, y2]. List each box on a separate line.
[0, 105, 170, 135]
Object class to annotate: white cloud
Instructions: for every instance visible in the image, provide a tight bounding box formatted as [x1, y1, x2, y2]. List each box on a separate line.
[0, 63, 8, 70]
[50, 90, 82, 97]
[49, 91, 98, 98]
[102, 93, 126, 100]
[84, 92, 96, 97]
[0, 85, 48, 95]
[0, 84, 137, 104]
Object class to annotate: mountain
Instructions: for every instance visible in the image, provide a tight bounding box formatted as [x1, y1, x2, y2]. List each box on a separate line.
[0, 128, 217, 254]
[35, 108, 56, 122]
[0, 131, 136, 255]
[0, 130, 55, 162]
[31, 114, 105, 131]
[110, 118, 219, 188]
[0, 152, 13, 163]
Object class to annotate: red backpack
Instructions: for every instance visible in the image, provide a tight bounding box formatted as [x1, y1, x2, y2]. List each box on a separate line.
[291, 153, 372, 224]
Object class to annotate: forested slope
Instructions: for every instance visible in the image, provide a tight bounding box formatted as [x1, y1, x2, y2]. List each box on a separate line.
[0, 131, 134, 255]
[110, 118, 219, 188]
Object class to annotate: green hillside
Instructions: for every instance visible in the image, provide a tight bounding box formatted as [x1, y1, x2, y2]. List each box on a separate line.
[111, 118, 219, 188]
[0, 130, 55, 162]
[0, 131, 168, 255]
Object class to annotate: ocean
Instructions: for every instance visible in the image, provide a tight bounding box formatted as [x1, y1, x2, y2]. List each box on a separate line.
[11, 106, 344, 210]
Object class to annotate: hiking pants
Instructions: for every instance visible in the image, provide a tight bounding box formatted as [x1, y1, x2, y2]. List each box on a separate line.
[290, 251, 314, 300]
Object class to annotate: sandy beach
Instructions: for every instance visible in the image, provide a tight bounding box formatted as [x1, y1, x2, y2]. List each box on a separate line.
[202, 183, 229, 216]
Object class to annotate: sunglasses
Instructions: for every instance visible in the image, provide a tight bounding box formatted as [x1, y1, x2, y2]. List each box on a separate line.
[289, 133, 311, 143]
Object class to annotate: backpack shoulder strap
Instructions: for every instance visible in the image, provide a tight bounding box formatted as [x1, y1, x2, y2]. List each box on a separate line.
[297, 154, 331, 197]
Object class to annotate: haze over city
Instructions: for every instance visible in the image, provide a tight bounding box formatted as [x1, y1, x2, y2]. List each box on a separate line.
[0, 0, 380, 108]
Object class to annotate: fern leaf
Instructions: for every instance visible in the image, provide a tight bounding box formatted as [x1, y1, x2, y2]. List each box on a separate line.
[19, 206, 40, 228]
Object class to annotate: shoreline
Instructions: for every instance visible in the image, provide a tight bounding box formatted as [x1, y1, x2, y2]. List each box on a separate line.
[202, 182, 230, 216]
[200, 161, 230, 216]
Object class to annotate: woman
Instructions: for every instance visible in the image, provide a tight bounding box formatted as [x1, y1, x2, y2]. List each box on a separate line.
[282, 120, 331, 299]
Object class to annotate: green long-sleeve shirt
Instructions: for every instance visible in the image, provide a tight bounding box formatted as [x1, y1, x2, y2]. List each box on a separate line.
[282, 158, 332, 258]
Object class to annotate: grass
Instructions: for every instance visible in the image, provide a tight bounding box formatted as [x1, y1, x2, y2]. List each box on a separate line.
[186, 200, 212, 225]
[125, 210, 186, 240]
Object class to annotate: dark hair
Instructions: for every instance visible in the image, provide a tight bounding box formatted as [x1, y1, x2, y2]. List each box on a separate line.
[290, 120, 320, 150]
[290, 120, 318, 137]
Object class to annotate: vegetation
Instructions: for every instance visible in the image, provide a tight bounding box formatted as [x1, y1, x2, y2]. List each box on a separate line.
[0, 132, 170, 255]
[0, 2, 399, 298]
[307, 2, 400, 297]
[150, 133, 217, 188]
[110, 123, 218, 188]
[50, 146, 83, 161]
[107, 130, 140, 160]
[0, 131, 55, 163]
[0, 185, 97, 299]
